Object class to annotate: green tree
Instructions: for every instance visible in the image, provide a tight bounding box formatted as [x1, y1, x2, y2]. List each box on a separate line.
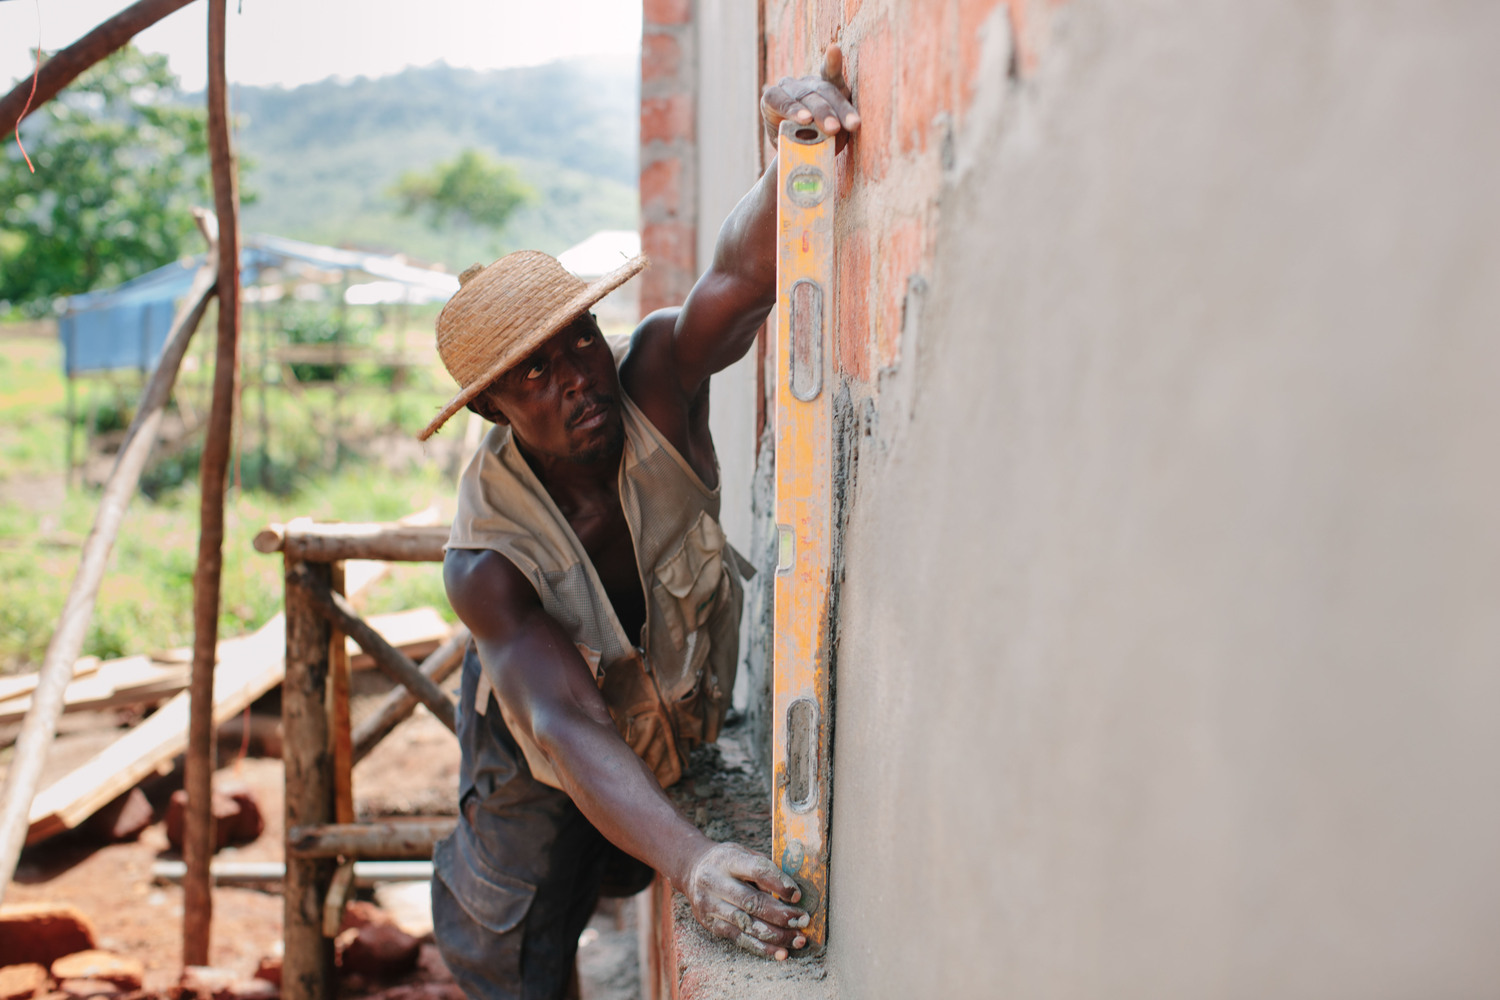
[0, 46, 210, 314]
[391, 148, 532, 240]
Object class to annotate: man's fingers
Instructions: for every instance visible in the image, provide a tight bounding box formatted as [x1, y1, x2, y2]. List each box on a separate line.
[707, 915, 803, 961]
[762, 83, 813, 126]
[725, 849, 802, 904]
[820, 42, 848, 93]
[797, 90, 843, 136]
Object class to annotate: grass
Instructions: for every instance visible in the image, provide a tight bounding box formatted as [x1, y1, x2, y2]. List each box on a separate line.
[0, 318, 463, 675]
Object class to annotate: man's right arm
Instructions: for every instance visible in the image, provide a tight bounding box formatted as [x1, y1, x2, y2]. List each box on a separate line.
[443, 548, 811, 959]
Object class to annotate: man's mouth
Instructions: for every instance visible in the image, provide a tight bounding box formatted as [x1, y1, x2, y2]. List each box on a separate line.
[569, 397, 612, 431]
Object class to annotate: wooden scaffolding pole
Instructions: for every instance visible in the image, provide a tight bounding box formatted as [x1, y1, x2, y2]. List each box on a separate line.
[0, 229, 217, 905]
[283, 559, 337, 1000]
[182, 0, 241, 967]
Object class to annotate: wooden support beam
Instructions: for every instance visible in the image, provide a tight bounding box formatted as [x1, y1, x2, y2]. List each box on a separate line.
[0, 238, 216, 906]
[253, 522, 450, 563]
[0, 0, 198, 141]
[183, 0, 242, 965]
[329, 563, 353, 826]
[288, 820, 457, 861]
[287, 566, 457, 734]
[321, 860, 356, 939]
[351, 627, 468, 765]
[283, 559, 336, 1000]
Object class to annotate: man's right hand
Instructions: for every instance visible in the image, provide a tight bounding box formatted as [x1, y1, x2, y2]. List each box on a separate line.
[681, 841, 811, 960]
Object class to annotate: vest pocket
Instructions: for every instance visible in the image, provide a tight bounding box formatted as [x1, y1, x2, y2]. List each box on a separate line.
[652, 510, 729, 651]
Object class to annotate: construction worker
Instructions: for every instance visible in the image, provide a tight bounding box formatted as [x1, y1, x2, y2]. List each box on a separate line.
[415, 46, 859, 1000]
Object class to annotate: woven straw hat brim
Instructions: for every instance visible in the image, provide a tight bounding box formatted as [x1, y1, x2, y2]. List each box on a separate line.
[418, 254, 648, 440]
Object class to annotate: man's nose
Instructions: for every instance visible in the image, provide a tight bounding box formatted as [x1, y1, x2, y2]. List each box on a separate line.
[558, 353, 594, 396]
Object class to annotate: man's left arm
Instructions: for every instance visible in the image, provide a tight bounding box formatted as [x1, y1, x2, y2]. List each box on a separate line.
[629, 44, 860, 403]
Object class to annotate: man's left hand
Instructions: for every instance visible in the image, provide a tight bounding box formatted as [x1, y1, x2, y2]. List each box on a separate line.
[761, 42, 861, 149]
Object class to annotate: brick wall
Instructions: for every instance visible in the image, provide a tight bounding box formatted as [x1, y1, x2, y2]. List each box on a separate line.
[760, 0, 1042, 388]
[640, 0, 700, 315]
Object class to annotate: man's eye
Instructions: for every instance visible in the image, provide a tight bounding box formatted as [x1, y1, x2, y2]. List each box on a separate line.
[577, 333, 595, 348]
[525, 363, 545, 380]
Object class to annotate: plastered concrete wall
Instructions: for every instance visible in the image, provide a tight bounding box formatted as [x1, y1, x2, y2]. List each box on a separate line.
[753, 0, 1500, 996]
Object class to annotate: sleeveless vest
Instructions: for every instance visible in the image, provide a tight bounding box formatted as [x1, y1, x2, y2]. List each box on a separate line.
[447, 390, 751, 790]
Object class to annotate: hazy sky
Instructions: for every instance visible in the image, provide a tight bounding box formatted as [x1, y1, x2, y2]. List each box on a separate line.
[0, 0, 642, 92]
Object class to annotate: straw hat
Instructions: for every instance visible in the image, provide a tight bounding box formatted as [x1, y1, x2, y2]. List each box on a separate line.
[418, 250, 649, 440]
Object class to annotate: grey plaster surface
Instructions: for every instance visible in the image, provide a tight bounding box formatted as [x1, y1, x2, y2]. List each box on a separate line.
[826, 2, 1500, 998]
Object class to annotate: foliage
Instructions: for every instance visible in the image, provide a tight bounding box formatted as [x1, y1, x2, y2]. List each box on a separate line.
[391, 148, 533, 240]
[0, 46, 210, 314]
[0, 327, 458, 674]
[279, 303, 373, 383]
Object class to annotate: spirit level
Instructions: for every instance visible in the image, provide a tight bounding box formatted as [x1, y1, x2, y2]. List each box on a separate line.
[771, 119, 835, 949]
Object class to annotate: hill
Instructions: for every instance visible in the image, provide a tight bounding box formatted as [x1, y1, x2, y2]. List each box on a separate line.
[231, 56, 640, 268]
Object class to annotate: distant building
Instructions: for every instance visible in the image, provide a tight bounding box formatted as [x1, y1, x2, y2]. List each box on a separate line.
[557, 230, 641, 332]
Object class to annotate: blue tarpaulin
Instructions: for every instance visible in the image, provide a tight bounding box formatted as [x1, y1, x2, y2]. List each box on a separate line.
[58, 259, 201, 376]
[56, 236, 459, 377]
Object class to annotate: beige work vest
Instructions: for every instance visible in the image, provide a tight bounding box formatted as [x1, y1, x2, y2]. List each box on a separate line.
[448, 391, 750, 790]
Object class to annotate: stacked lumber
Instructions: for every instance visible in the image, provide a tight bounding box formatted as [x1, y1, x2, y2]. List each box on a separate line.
[0, 607, 451, 733]
[0, 657, 185, 728]
[18, 562, 462, 846]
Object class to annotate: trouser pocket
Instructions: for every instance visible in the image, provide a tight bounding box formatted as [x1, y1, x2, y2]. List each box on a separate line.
[432, 832, 536, 1000]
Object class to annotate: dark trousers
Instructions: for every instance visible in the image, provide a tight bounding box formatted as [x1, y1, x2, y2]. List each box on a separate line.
[432, 645, 654, 1000]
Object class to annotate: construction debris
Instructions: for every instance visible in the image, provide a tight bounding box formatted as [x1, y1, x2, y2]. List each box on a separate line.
[164, 787, 263, 853]
[0, 964, 51, 1000]
[78, 789, 154, 845]
[50, 952, 143, 991]
[0, 904, 97, 967]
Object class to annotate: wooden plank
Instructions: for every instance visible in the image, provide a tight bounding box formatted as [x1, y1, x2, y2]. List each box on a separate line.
[21, 568, 389, 846]
[0, 657, 101, 703]
[288, 567, 456, 734]
[0, 657, 182, 726]
[345, 607, 451, 671]
[351, 627, 468, 766]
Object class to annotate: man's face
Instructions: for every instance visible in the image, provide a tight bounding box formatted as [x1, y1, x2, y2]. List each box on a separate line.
[476, 313, 624, 466]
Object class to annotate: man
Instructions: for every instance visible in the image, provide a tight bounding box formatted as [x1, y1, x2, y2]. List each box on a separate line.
[418, 47, 858, 1000]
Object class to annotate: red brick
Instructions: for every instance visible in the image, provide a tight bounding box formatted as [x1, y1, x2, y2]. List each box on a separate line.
[640, 157, 682, 218]
[642, 222, 695, 273]
[48, 954, 140, 992]
[895, 2, 952, 155]
[338, 924, 420, 981]
[250, 958, 280, 988]
[0, 906, 96, 969]
[165, 787, 261, 853]
[877, 217, 927, 369]
[643, 0, 690, 25]
[836, 228, 872, 382]
[641, 31, 682, 83]
[641, 95, 694, 144]
[0, 963, 51, 1000]
[1011, 0, 1039, 78]
[80, 788, 153, 844]
[958, 0, 1007, 111]
[850, 22, 892, 183]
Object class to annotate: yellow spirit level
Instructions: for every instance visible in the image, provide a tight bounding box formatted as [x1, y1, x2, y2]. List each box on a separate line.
[772, 118, 835, 949]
